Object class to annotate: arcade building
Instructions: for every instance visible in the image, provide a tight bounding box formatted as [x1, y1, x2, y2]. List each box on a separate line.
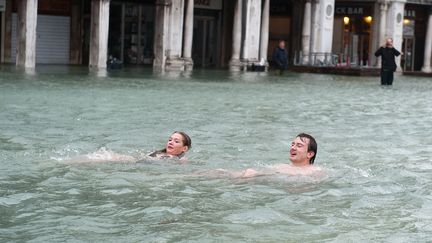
[0, 0, 431, 73]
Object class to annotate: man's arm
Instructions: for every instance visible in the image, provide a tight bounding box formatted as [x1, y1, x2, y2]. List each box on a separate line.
[393, 48, 401, 57]
[272, 49, 282, 67]
[374, 47, 383, 57]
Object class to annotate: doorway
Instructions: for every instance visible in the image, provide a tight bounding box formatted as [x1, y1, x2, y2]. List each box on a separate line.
[402, 37, 415, 71]
[108, 2, 155, 65]
[192, 16, 217, 68]
[348, 33, 370, 66]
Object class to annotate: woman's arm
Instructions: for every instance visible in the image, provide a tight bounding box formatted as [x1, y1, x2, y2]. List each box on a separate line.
[66, 149, 138, 163]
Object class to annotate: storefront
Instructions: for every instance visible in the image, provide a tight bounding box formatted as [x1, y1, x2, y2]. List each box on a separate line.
[108, 0, 155, 65]
[9, 0, 71, 64]
[332, 3, 374, 66]
[269, 0, 292, 63]
[401, 4, 427, 71]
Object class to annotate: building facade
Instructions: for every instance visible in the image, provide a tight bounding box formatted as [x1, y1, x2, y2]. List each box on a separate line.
[0, 0, 431, 73]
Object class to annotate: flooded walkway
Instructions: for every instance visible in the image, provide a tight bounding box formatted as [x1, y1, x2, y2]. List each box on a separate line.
[1, 66, 432, 242]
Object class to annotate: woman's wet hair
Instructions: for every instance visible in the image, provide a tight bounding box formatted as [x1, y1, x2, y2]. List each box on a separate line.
[174, 131, 192, 149]
[297, 133, 317, 164]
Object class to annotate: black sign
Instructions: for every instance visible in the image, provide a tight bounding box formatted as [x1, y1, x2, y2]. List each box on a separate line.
[335, 6, 368, 16]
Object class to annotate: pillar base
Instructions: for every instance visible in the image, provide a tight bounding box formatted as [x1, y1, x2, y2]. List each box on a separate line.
[421, 66, 432, 73]
[245, 59, 260, 67]
[184, 57, 194, 71]
[245, 59, 268, 71]
[89, 67, 108, 77]
[166, 56, 186, 71]
[229, 58, 245, 71]
[301, 54, 310, 65]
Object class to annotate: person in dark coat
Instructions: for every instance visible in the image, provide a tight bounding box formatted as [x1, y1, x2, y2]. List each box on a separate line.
[374, 38, 401, 85]
[272, 40, 288, 74]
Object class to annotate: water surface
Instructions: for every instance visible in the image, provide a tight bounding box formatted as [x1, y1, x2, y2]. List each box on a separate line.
[1, 66, 432, 242]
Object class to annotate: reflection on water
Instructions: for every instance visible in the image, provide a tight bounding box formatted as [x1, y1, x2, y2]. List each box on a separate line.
[1, 66, 432, 242]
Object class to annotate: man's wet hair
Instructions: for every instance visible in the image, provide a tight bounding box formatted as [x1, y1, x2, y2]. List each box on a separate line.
[297, 133, 317, 164]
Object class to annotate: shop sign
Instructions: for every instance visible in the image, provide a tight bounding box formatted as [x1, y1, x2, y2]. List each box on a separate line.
[336, 7, 364, 15]
[38, 0, 70, 15]
[194, 0, 222, 10]
[0, 0, 5, 12]
[403, 20, 415, 36]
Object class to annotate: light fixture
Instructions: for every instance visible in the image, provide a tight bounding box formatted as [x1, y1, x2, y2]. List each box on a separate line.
[403, 18, 410, 24]
[343, 16, 350, 25]
[364, 16, 373, 24]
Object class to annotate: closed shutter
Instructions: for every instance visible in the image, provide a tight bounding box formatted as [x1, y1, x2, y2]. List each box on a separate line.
[12, 14, 70, 64]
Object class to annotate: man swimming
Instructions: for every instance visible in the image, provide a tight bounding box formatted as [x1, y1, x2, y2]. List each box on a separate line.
[239, 133, 320, 177]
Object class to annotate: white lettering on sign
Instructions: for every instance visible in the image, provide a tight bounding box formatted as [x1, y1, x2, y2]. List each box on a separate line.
[194, 0, 222, 10]
[404, 10, 416, 18]
[336, 7, 364, 15]
[195, 0, 210, 6]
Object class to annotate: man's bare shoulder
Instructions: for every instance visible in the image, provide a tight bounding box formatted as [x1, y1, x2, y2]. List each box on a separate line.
[269, 163, 323, 175]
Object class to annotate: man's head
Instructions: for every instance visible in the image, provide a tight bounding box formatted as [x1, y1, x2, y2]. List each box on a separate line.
[278, 40, 286, 49]
[289, 133, 317, 165]
[385, 38, 393, 48]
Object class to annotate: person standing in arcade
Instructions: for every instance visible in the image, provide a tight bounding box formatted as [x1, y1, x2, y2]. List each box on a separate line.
[272, 40, 289, 75]
[374, 38, 401, 85]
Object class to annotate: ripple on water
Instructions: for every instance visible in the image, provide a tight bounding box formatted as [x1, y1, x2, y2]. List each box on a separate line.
[0, 193, 38, 206]
[224, 208, 294, 224]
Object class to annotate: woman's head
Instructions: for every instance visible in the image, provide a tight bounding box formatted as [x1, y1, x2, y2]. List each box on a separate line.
[165, 131, 192, 156]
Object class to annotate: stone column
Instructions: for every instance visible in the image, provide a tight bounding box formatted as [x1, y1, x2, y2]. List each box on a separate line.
[317, 0, 334, 53]
[182, 0, 194, 70]
[16, 0, 38, 69]
[310, 0, 320, 55]
[154, 0, 170, 69]
[165, 0, 185, 71]
[70, 0, 82, 64]
[301, 0, 312, 64]
[373, 1, 388, 67]
[421, 9, 432, 73]
[311, 0, 334, 64]
[242, 0, 262, 64]
[229, 0, 243, 70]
[153, 0, 186, 71]
[259, 0, 270, 63]
[89, 0, 110, 69]
[379, 1, 388, 48]
[370, 2, 381, 66]
[386, 0, 406, 72]
[1, 0, 12, 63]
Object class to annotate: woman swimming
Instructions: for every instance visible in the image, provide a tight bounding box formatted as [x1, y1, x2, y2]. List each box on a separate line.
[148, 131, 192, 159]
[64, 131, 191, 163]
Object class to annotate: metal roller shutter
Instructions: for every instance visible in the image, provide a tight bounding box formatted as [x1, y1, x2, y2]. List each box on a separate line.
[12, 14, 70, 64]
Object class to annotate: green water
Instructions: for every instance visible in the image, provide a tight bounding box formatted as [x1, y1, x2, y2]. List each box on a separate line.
[1, 66, 432, 242]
